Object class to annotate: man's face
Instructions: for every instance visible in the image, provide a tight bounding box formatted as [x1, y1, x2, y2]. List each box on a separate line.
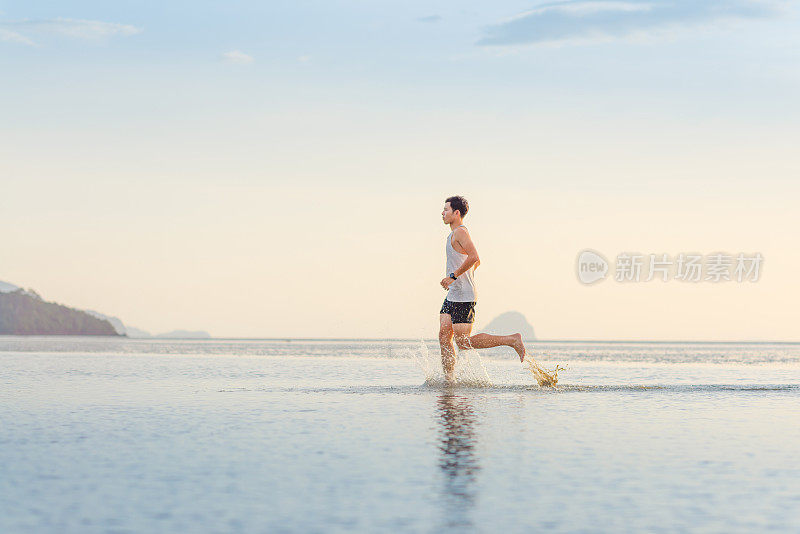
[442, 202, 455, 224]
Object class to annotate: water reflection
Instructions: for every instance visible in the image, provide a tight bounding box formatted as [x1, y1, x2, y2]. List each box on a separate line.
[436, 391, 480, 529]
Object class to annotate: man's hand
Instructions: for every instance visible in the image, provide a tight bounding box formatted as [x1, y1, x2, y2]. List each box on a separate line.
[440, 277, 454, 290]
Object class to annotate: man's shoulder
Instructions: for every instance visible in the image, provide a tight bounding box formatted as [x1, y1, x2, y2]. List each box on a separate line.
[452, 226, 472, 242]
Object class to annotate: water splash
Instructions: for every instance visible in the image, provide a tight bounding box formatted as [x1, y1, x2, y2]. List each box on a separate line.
[453, 348, 492, 386]
[405, 340, 492, 387]
[404, 340, 563, 388]
[406, 340, 436, 380]
[524, 355, 565, 387]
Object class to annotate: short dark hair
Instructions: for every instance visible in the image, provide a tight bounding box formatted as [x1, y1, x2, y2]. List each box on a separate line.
[445, 195, 469, 218]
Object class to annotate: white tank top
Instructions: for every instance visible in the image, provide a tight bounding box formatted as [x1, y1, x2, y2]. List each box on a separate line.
[445, 225, 477, 302]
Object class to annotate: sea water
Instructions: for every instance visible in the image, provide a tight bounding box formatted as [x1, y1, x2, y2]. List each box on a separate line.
[1, 337, 798, 533]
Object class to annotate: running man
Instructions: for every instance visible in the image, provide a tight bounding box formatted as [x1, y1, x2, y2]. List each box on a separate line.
[439, 195, 527, 381]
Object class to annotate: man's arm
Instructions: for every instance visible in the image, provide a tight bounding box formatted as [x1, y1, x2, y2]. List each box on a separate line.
[452, 227, 480, 276]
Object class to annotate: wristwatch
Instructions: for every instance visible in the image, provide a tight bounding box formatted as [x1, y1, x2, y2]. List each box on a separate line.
[449, 272, 457, 280]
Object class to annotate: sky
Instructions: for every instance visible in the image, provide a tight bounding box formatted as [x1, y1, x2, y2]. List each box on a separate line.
[2, 0, 799, 340]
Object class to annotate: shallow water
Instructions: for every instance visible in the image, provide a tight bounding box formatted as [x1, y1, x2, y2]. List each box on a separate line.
[1, 338, 799, 532]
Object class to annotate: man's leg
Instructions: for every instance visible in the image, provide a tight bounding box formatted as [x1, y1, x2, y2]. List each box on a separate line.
[453, 323, 527, 362]
[439, 314, 456, 381]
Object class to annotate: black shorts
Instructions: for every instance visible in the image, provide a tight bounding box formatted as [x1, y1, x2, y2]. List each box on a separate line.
[440, 299, 476, 324]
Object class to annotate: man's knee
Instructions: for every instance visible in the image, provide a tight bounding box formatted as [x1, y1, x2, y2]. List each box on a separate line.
[455, 334, 471, 350]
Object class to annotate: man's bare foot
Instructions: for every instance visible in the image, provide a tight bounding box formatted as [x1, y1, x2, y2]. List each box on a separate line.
[511, 333, 526, 362]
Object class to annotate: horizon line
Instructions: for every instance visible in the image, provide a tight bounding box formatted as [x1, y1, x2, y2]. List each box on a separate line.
[2, 335, 798, 344]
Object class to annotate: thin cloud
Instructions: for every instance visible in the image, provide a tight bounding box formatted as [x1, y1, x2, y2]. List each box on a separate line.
[222, 50, 254, 64]
[0, 28, 35, 46]
[478, 0, 783, 47]
[417, 15, 442, 23]
[2, 17, 141, 42]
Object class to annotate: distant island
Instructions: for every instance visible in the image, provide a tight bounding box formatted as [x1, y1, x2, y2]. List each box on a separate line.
[0, 288, 120, 336]
[0, 280, 210, 337]
[84, 310, 211, 338]
[480, 311, 536, 341]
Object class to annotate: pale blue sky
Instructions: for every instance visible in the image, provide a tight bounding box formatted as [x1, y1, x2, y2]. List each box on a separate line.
[3, 1, 799, 121]
[2, 1, 799, 339]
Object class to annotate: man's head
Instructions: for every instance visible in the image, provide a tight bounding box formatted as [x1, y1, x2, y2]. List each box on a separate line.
[442, 195, 469, 224]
